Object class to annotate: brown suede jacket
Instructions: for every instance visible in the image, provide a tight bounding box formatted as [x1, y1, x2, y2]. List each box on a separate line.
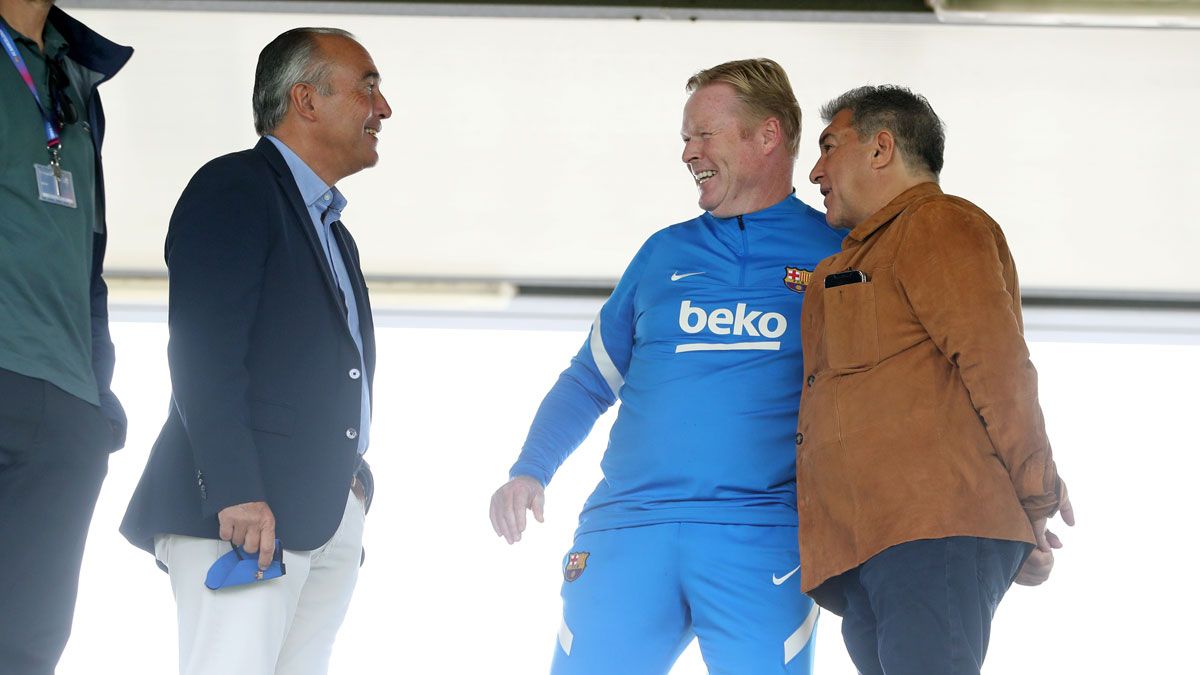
[796, 182, 1062, 613]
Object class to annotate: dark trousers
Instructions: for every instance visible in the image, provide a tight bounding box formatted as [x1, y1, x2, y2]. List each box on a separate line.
[0, 369, 111, 675]
[840, 536, 1031, 675]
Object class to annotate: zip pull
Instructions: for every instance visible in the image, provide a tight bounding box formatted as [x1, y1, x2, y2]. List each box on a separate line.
[737, 215, 745, 231]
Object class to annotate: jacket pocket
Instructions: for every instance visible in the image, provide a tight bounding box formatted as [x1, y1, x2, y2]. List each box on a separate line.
[249, 399, 295, 437]
[823, 281, 879, 370]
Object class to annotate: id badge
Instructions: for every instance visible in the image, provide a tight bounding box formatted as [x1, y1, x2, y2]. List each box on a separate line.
[34, 163, 77, 208]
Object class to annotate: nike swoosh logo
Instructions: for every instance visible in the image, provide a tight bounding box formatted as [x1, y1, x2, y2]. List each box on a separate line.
[670, 271, 706, 281]
[772, 564, 801, 586]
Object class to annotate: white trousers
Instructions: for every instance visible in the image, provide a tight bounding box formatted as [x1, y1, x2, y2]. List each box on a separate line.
[155, 491, 365, 675]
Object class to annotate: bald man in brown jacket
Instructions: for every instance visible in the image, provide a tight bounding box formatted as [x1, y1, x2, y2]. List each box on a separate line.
[796, 86, 1075, 675]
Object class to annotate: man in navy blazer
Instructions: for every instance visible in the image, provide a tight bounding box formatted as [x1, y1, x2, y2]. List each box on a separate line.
[121, 27, 390, 675]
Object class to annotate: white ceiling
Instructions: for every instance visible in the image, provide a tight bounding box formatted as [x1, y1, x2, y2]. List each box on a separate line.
[64, 3, 1200, 295]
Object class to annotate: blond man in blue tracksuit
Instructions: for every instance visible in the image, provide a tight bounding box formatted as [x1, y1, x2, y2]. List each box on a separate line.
[489, 58, 843, 675]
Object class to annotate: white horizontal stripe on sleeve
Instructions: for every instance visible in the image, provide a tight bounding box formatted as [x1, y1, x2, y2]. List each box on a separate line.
[589, 312, 625, 398]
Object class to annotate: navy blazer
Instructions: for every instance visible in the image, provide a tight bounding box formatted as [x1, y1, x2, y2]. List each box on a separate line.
[121, 138, 375, 555]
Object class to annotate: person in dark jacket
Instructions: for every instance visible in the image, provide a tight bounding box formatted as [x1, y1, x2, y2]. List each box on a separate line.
[0, 1, 130, 673]
[121, 27, 389, 675]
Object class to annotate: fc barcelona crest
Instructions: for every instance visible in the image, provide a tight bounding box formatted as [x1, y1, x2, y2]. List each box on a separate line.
[784, 267, 813, 294]
[564, 551, 590, 582]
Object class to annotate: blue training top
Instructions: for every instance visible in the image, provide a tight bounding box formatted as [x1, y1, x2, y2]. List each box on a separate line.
[510, 194, 844, 535]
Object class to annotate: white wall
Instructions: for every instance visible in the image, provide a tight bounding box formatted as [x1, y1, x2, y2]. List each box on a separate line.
[64, 5, 1200, 294]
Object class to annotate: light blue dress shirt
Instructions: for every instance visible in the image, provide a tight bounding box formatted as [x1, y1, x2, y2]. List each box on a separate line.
[266, 135, 370, 454]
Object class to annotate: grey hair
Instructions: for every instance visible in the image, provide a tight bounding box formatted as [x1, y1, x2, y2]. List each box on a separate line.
[253, 27, 355, 136]
[820, 85, 946, 178]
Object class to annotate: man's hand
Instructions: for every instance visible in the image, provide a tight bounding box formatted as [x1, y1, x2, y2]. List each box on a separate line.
[1056, 480, 1076, 530]
[218, 501, 276, 570]
[1015, 536, 1057, 586]
[1017, 481, 1075, 587]
[489, 475, 545, 545]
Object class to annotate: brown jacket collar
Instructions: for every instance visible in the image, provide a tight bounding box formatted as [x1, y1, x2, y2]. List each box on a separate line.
[846, 181, 943, 245]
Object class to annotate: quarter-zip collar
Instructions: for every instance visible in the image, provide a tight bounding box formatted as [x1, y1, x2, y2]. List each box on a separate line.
[699, 191, 827, 250]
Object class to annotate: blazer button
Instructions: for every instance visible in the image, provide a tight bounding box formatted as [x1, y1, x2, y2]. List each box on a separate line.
[349, 368, 361, 380]
[795, 432, 804, 446]
[346, 427, 358, 440]
[806, 374, 815, 387]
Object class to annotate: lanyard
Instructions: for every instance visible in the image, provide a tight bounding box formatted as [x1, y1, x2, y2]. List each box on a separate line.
[0, 23, 63, 168]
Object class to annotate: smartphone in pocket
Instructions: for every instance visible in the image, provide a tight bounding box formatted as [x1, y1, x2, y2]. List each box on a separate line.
[824, 269, 869, 289]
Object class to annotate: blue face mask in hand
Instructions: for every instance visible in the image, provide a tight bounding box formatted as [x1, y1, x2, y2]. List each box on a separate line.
[204, 540, 286, 590]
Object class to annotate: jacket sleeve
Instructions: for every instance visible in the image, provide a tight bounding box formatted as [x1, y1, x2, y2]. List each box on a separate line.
[87, 88, 127, 451]
[164, 160, 272, 518]
[89, 231, 127, 450]
[894, 200, 1061, 522]
[507, 237, 653, 486]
